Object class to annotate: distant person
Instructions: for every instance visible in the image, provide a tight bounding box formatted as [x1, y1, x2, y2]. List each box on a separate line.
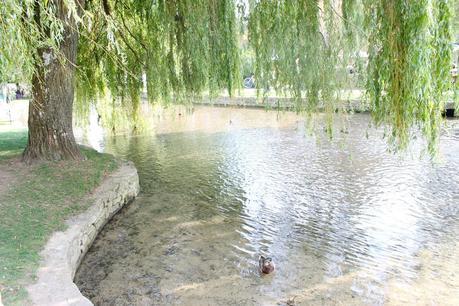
[451, 64, 458, 84]
[15, 83, 23, 99]
[2, 85, 10, 104]
[0, 86, 5, 103]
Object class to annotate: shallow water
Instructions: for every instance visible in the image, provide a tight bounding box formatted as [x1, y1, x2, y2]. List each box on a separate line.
[75, 107, 459, 305]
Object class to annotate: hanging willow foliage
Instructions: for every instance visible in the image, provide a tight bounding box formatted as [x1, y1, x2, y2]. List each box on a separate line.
[364, 0, 454, 153]
[249, 0, 328, 107]
[75, 0, 240, 121]
[0, 0, 455, 153]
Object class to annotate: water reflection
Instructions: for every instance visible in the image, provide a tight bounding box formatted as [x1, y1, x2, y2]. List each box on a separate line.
[75, 106, 459, 305]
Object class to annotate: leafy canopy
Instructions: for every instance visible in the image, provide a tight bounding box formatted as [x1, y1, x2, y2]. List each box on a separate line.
[0, 0, 456, 153]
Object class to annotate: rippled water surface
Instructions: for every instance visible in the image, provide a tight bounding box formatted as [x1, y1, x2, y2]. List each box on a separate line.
[75, 107, 459, 305]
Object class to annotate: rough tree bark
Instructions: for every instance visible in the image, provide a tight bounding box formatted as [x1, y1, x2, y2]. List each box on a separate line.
[23, 0, 85, 163]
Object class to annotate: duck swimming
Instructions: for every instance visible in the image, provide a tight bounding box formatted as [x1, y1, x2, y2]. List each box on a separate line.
[259, 255, 275, 274]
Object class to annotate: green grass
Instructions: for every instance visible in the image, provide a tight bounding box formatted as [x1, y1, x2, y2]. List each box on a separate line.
[0, 130, 28, 161]
[0, 130, 119, 305]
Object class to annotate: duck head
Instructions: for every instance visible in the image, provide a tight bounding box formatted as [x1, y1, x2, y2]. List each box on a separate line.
[259, 255, 275, 274]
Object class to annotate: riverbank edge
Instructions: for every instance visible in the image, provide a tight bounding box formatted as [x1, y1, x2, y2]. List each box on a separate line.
[24, 161, 140, 306]
[193, 96, 457, 116]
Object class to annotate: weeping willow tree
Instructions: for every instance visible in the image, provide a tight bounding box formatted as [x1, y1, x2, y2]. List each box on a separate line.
[0, 0, 455, 162]
[248, 0, 454, 152]
[364, 0, 454, 153]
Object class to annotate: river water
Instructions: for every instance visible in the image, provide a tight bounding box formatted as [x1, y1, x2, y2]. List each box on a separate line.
[75, 106, 459, 306]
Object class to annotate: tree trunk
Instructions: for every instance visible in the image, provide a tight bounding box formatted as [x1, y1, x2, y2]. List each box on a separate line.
[23, 1, 84, 163]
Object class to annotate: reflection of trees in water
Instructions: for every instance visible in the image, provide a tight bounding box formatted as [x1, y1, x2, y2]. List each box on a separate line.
[106, 131, 244, 220]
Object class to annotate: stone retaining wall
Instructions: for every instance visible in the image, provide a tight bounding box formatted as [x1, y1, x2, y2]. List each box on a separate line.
[198, 96, 366, 112]
[26, 162, 140, 306]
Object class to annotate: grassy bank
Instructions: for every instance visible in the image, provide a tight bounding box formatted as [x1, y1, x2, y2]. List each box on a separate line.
[0, 130, 118, 305]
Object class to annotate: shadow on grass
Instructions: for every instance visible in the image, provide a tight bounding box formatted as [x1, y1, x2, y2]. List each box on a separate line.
[0, 131, 119, 305]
